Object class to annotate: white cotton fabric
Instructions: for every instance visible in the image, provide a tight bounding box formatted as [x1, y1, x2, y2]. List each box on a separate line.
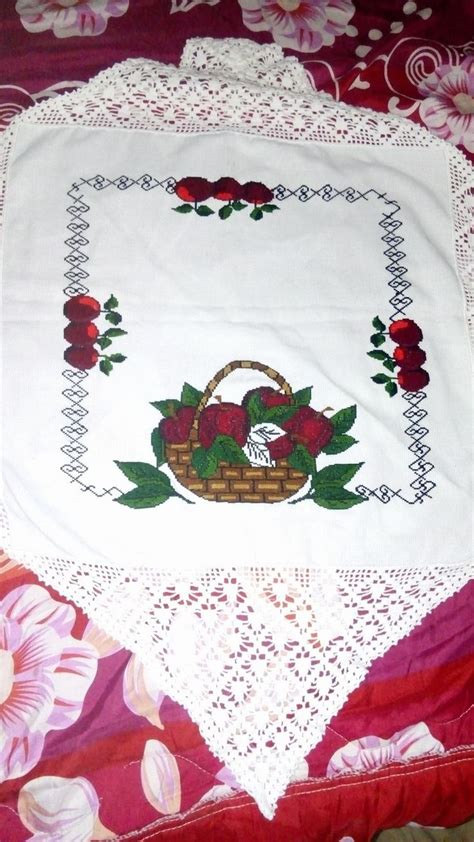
[1, 123, 471, 571]
[0, 43, 472, 818]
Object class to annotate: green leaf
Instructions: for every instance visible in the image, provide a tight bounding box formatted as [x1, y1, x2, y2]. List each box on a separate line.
[114, 461, 172, 490]
[288, 444, 315, 476]
[105, 311, 122, 326]
[97, 337, 112, 350]
[181, 382, 204, 407]
[115, 483, 171, 509]
[313, 462, 363, 488]
[99, 358, 113, 376]
[211, 436, 250, 465]
[173, 203, 193, 213]
[367, 350, 389, 361]
[191, 447, 219, 479]
[150, 399, 182, 417]
[330, 405, 357, 435]
[218, 205, 233, 220]
[370, 332, 386, 348]
[292, 386, 312, 406]
[103, 328, 127, 338]
[151, 427, 166, 466]
[195, 205, 214, 216]
[246, 393, 266, 427]
[372, 316, 386, 332]
[371, 373, 391, 384]
[109, 353, 126, 363]
[104, 294, 119, 311]
[261, 204, 279, 213]
[250, 207, 264, 221]
[313, 487, 366, 510]
[383, 358, 396, 372]
[262, 404, 300, 425]
[232, 201, 247, 211]
[385, 381, 398, 398]
[322, 434, 358, 455]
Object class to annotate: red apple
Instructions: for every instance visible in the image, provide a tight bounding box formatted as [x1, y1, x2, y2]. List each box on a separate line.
[283, 406, 333, 457]
[64, 345, 99, 370]
[175, 177, 213, 203]
[397, 368, 430, 391]
[198, 402, 250, 449]
[64, 321, 100, 346]
[242, 181, 274, 206]
[267, 434, 294, 460]
[389, 319, 423, 346]
[160, 406, 196, 444]
[64, 295, 101, 322]
[242, 386, 291, 409]
[393, 345, 426, 370]
[212, 177, 243, 202]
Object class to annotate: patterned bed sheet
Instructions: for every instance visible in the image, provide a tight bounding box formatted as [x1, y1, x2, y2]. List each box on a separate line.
[0, 1, 473, 839]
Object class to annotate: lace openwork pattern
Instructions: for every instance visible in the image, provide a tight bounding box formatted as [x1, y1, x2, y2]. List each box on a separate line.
[0, 43, 472, 818]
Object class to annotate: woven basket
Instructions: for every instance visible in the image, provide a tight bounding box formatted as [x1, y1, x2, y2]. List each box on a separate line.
[166, 360, 307, 503]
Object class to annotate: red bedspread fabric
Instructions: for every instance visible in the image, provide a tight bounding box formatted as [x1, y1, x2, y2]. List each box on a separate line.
[1, 0, 473, 161]
[0, 2, 473, 839]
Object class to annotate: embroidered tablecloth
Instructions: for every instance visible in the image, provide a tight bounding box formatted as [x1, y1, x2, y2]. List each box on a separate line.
[0, 44, 472, 818]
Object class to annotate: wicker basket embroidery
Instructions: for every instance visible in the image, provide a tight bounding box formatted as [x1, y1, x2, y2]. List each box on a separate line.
[114, 360, 366, 510]
[166, 360, 307, 503]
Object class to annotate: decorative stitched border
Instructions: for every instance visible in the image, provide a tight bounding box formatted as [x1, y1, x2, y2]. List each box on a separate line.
[61, 177, 435, 505]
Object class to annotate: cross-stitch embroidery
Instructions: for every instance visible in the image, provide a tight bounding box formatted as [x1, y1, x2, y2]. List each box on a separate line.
[63, 293, 127, 376]
[368, 315, 430, 397]
[114, 359, 366, 509]
[173, 177, 279, 221]
[61, 176, 435, 505]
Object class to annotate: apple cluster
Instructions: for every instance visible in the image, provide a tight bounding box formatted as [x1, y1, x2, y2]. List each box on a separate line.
[242, 388, 334, 460]
[159, 385, 334, 462]
[118, 378, 364, 510]
[173, 177, 278, 221]
[63, 294, 127, 376]
[368, 316, 430, 397]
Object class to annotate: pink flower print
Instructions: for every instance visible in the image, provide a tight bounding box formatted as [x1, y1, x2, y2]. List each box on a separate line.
[0, 550, 25, 582]
[0, 87, 36, 131]
[141, 740, 182, 815]
[82, 619, 123, 658]
[0, 585, 98, 782]
[237, 0, 355, 53]
[18, 775, 115, 840]
[15, 0, 129, 39]
[123, 653, 166, 728]
[418, 56, 474, 153]
[170, 0, 220, 11]
[327, 722, 444, 778]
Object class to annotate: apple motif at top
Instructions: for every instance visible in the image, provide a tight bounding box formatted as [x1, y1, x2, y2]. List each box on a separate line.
[212, 178, 243, 202]
[242, 181, 274, 206]
[175, 177, 213, 203]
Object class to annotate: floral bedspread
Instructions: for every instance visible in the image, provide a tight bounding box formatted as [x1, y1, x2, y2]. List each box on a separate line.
[0, 2, 473, 840]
